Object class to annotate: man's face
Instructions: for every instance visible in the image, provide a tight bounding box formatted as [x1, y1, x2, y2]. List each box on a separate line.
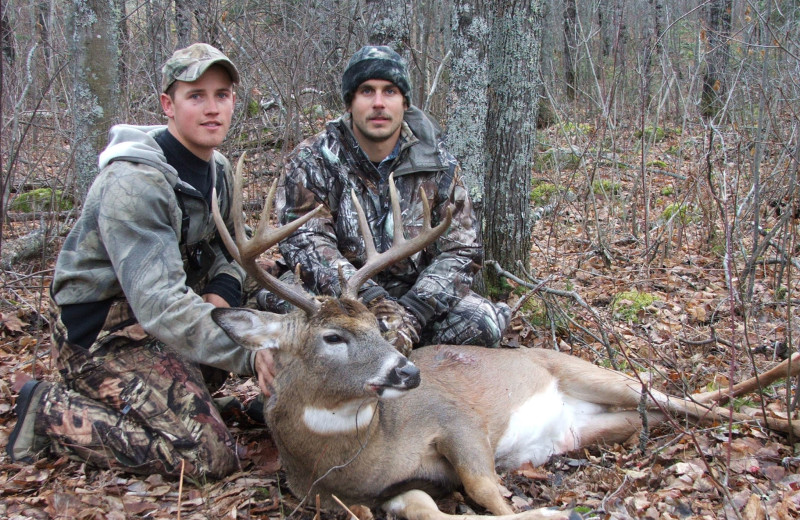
[348, 79, 407, 146]
[160, 65, 235, 161]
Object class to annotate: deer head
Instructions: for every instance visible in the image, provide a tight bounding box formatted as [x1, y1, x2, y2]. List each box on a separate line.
[210, 154, 452, 402]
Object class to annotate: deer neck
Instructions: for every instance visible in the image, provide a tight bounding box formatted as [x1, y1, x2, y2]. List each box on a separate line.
[270, 357, 382, 437]
[302, 398, 378, 435]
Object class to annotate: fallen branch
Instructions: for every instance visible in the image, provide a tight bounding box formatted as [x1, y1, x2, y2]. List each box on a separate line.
[487, 259, 617, 365]
[692, 352, 800, 407]
[0, 223, 70, 270]
[6, 210, 75, 222]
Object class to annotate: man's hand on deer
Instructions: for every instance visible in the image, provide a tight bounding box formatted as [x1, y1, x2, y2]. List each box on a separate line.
[368, 296, 421, 356]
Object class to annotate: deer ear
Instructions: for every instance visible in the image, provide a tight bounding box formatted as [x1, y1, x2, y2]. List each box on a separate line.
[212, 308, 286, 351]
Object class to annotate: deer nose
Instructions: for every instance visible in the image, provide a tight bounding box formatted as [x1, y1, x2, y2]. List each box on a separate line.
[394, 361, 421, 389]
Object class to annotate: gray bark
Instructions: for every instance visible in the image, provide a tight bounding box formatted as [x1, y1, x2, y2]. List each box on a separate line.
[563, 0, 577, 100]
[446, 0, 489, 208]
[484, 0, 543, 282]
[366, 0, 409, 52]
[701, 0, 732, 119]
[70, 0, 120, 201]
[175, 0, 193, 48]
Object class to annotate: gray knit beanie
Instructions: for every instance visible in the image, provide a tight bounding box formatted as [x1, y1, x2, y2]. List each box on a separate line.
[341, 46, 411, 107]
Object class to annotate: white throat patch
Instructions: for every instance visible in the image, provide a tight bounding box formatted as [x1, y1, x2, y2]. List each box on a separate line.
[303, 400, 376, 434]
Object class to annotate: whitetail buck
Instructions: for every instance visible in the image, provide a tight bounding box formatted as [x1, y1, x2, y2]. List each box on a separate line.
[211, 156, 800, 520]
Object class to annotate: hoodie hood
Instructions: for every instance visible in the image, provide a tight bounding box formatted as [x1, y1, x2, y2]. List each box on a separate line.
[98, 124, 180, 187]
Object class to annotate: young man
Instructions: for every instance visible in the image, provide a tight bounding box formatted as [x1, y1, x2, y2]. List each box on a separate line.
[276, 45, 510, 355]
[7, 43, 270, 478]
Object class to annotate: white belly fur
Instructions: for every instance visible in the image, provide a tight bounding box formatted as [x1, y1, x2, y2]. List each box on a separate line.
[494, 380, 603, 469]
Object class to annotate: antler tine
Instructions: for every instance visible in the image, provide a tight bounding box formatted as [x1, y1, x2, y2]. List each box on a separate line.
[212, 153, 322, 315]
[341, 173, 453, 299]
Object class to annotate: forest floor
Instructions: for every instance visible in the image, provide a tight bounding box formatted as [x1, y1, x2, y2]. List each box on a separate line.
[1, 120, 799, 520]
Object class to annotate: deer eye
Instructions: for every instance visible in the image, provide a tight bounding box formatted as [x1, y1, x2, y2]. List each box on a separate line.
[323, 333, 344, 344]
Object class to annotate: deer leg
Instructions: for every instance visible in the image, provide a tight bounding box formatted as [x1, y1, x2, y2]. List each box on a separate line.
[575, 410, 669, 448]
[383, 489, 579, 520]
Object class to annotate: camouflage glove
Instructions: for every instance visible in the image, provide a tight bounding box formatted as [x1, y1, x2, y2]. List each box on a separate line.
[367, 297, 421, 356]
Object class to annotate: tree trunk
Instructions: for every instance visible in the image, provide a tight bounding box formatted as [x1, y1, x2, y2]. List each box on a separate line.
[447, 0, 489, 208]
[366, 0, 409, 52]
[194, 0, 220, 48]
[175, 0, 193, 48]
[563, 0, 577, 100]
[484, 0, 543, 290]
[701, 0, 732, 119]
[446, 0, 490, 294]
[70, 0, 119, 201]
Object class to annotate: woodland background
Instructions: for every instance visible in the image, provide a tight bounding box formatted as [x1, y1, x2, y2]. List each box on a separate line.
[2, 1, 800, 519]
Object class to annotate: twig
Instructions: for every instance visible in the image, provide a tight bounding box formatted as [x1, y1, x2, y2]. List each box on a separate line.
[331, 495, 359, 520]
[177, 459, 185, 520]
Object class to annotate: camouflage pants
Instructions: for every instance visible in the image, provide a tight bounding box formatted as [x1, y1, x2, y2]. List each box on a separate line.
[37, 299, 239, 479]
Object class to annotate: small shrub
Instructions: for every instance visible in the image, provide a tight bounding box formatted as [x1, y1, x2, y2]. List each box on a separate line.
[612, 290, 658, 323]
[10, 188, 73, 212]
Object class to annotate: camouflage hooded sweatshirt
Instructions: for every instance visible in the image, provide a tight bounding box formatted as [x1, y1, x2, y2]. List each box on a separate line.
[51, 124, 253, 375]
[278, 106, 482, 327]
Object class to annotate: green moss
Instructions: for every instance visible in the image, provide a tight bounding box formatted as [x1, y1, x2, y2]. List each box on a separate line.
[530, 182, 560, 205]
[591, 179, 621, 196]
[247, 99, 260, 117]
[535, 147, 582, 171]
[10, 188, 73, 212]
[519, 299, 549, 328]
[634, 126, 666, 142]
[486, 277, 514, 301]
[660, 185, 675, 196]
[560, 122, 594, 135]
[660, 203, 695, 225]
[612, 290, 658, 323]
[647, 159, 669, 169]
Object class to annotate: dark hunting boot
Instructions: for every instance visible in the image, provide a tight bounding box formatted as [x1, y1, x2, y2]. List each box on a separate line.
[6, 380, 52, 463]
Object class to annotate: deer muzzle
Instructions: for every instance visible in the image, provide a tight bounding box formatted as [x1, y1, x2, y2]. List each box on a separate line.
[369, 358, 421, 398]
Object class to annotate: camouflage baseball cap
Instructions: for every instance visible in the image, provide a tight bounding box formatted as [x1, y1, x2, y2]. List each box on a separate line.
[161, 43, 240, 93]
[341, 45, 411, 106]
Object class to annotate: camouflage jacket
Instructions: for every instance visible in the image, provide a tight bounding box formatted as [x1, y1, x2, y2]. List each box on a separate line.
[277, 106, 482, 326]
[51, 125, 253, 375]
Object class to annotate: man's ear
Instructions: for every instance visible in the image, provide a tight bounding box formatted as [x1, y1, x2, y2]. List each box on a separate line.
[160, 92, 175, 119]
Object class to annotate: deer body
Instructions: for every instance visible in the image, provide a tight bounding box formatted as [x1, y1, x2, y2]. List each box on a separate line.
[212, 161, 800, 520]
[214, 302, 702, 519]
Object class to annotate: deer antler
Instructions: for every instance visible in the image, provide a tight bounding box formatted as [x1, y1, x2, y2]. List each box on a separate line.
[341, 173, 453, 299]
[212, 153, 322, 315]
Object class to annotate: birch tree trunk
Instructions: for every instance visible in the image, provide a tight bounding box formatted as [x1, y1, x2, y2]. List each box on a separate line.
[70, 0, 119, 201]
[484, 0, 543, 287]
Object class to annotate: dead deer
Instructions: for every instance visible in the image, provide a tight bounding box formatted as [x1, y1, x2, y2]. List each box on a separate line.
[211, 156, 800, 520]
